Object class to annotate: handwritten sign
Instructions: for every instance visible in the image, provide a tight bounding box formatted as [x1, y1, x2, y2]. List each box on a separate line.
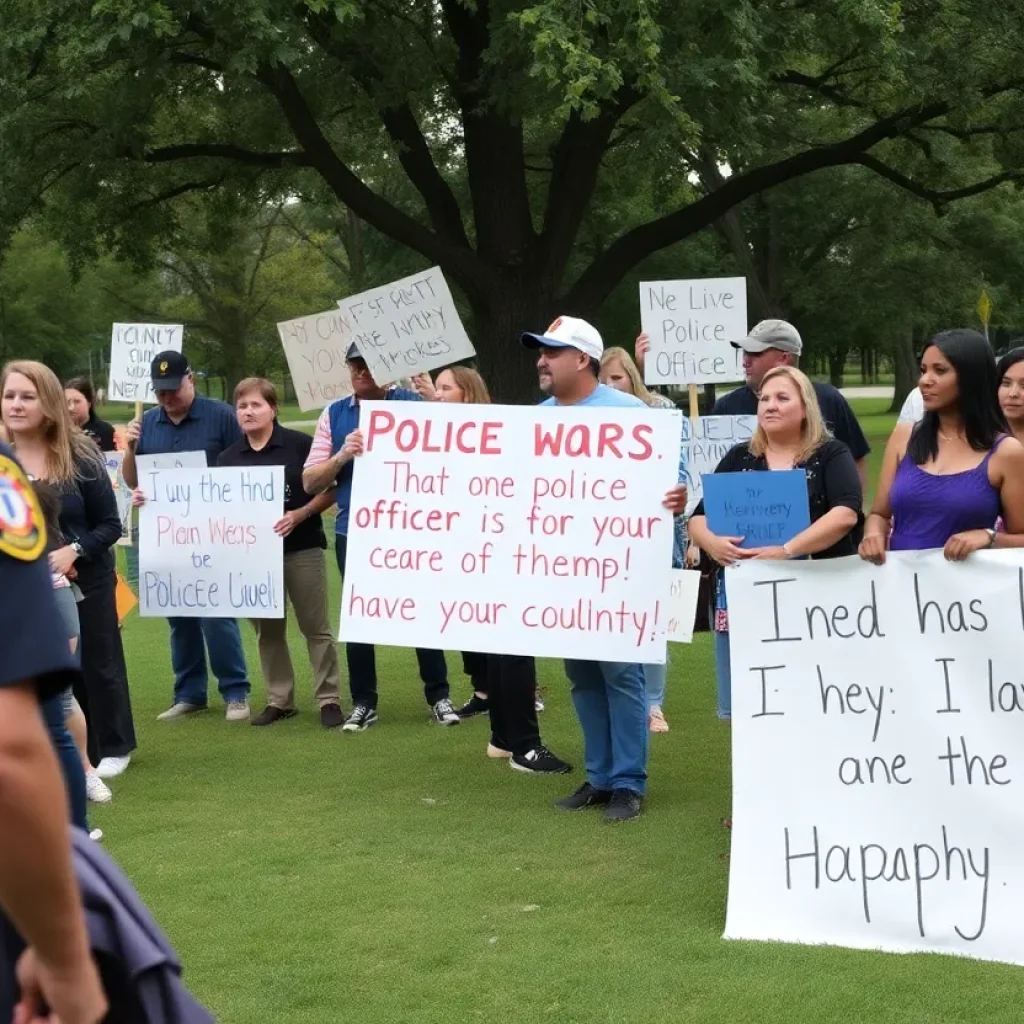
[703, 469, 810, 547]
[681, 416, 757, 514]
[276, 309, 356, 412]
[640, 277, 746, 385]
[335, 267, 475, 386]
[666, 569, 701, 644]
[340, 403, 680, 662]
[108, 323, 183, 404]
[138, 467, 284, 619]
[135, 451, 208, 474]
[103, 452, 132, 546]
[725, 552, 1024, 967]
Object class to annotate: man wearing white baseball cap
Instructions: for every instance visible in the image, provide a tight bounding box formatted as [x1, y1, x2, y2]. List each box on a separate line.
[521, 316, 688, 823]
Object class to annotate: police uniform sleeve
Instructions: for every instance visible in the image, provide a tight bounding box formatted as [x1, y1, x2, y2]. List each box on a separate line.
[0, 445, 78, 698]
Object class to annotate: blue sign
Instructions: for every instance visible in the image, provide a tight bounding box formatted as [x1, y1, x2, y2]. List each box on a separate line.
[702, 469, 810, 547]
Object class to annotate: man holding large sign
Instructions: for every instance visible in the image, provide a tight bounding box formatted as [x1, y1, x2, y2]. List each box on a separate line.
[725, 551, 1024, 967]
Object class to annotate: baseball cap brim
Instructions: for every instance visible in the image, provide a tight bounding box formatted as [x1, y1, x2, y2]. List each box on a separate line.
[152, 376, 185, 391]
[731, 338, 775, 353]
[521, 333, 578, 350]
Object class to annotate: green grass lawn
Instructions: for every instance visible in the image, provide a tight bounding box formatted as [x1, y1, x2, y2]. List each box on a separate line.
[88, 395, 1005, 1024]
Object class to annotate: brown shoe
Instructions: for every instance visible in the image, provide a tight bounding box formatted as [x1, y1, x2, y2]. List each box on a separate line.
[251, 706, 296, 727]
[320, 703, 345, 730]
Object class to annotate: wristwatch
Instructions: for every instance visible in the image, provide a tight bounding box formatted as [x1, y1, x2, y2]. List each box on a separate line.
[70, 541, 84, 558]
[984, 528, 997, 549]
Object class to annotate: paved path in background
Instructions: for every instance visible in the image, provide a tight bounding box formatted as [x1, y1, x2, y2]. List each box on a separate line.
[279, 383, 897, 426]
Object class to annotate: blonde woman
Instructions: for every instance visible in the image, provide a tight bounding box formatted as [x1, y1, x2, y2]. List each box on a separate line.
[1, 361, 136, 778]
[599, 345, 683, 732]
[688, 366, 863, 727]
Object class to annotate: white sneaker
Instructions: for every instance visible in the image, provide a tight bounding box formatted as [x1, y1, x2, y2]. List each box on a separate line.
[96, 755, 131, 779]
[226, 700, 250, 722]
[157, 702, 205, 721]
[86, 772, 112, 804]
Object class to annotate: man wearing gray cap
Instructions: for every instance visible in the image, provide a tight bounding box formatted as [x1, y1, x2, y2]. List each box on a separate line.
[712, 319, 870, 480]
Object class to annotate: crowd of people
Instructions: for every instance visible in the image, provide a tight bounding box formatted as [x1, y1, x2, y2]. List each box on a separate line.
[2, 315, 1021, 839]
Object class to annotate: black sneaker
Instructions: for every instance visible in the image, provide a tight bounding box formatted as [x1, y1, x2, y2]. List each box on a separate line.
[554, 782, 612, 811]
[511, 746, 572, 775]
[456, 694, 489, 719]
[320, 703, 345, 730]
[604, 789, 643, 823]
[342, 705, 378, 732]
[432, 699, 460, 726]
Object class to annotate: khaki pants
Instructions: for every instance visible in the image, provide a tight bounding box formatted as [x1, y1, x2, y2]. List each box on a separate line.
[253, 548, 341, 710]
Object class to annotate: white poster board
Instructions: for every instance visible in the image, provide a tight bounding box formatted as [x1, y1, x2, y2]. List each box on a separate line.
[276, 309, 356, 412]
[340, 402, 680, 662]
[639, 278, 747, 385]
[135, 451, 208, 474]
[725, 551, 1024, 967]
[138, 467, 284, 618]
[103, 452, 132, 546]
[681, 415, 757, 514]
[666, 569, 701, 644]
[108, 323, 183, 404]
[336, 267, 475, 386]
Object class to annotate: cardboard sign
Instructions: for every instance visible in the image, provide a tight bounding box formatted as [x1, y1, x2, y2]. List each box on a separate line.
[108, 323, 183, 404]
[135, 451, 208, 474]
[703, 469, 810, 548]
[340, 402, 680, 662]
[666, 569, 701, 644]
[276, 309, 356, 412]
[640, 278, 747, 385]
[336, 267, 475, 386]
[138, 467, 284, 618]
[724, 551, 1024, 966]
[103, 452, 132, 547]
[681, 416, 757, 514]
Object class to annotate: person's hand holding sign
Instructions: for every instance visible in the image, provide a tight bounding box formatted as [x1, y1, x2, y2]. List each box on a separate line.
[124, 418, 142, 451]
[635, 332, 651, 372]
[747, 545, 791, 560]
[339, 429, 364, 464]
[944, 527, 995, 562]
[858, 533, 887, 565]
[411, 373, 437, 401]
[701, 533, 747, 567]
[48, 545, 78, 577]
[130, 488, 147, 508]
[662, 483, 687, 515]
[273, 509, 307, 538]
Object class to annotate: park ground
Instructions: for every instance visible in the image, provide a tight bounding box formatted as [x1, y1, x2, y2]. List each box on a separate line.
[91, 399, 1023, 1024]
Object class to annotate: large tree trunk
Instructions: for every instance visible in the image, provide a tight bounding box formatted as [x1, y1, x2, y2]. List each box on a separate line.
[828, 346, 847, 389]
[889, 326, 920, 413]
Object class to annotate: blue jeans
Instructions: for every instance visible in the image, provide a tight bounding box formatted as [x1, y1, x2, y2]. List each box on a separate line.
[642, 659, 667, 710]
[41, 694, 88, 832]
[168, 617, 250, 706]
[714, 630, 732, 720]
[564, 660, 648, 796]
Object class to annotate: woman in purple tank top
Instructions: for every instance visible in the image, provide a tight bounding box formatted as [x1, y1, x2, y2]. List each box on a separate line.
[861, 329, 1024, 562]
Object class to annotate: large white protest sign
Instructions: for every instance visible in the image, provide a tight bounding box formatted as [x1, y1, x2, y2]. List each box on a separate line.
[724, 551, 1024, 967]
[340, 402, 680, 662]
[682, 415, 757, 514]
[336, 267, 475, 386]
[640, 278, 746, 385]
[276, 309, 355, 412]
[138, 467, 284, 619]
[135, 451, 208, 474]
[108, 323, 183, 404]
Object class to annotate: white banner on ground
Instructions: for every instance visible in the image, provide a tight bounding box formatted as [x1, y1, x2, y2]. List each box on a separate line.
[640, 278, 746, 385]
[276, 309, 356, 412]
[340, 402, 680, 662]
[682, 415, 757, 514]
[724, 551, 1024, 967]
[135, 451, 208, 474]
[336, 267, 475, 386]
[108, 323, 183, 404]
[103, 452, 132, 546]
[666, 569, 701, 644]
[138, 467, 284, 619]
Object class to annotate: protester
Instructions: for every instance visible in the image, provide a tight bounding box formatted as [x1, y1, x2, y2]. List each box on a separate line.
[303, 343, 457, 730]
[65, 377, 116, 452]
[689, 367, 863, 728]
[0, 438, 108, 1024]
[996, 347, 1024, 444]
[860, 329, 1024, 563]
[415, 364, 571, 772]
[1, 361, 136, 779]
[600, 345, 685, 733]
[520, 316, 687, 821]
[122, 351, 252, 722]
[638, 319, 871, 481]
[217, 378, 345, 730]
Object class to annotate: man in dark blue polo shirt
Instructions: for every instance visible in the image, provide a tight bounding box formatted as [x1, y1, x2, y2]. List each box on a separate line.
[122, 352, 252, 722]
[303, 343, 455, 731]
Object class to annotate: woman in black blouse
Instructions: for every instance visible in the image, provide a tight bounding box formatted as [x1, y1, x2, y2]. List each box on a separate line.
[2, 361, 136, 776]
[65, 377, 116, 452]
[688, 366, 862, 725]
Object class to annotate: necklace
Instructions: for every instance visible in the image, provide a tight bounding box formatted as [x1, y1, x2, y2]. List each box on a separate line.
[938, 430, 964, 442]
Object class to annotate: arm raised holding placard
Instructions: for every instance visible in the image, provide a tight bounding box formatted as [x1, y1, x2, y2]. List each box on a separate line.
[302, 405, 364, 495]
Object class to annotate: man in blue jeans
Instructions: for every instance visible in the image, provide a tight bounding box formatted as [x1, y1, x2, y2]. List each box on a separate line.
[521, 317, 687, 822]
[122, 351, 252, 722]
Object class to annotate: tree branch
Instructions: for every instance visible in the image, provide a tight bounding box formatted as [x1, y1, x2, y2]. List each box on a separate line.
[277, 207, 350, 275]
[142, 143, 311, 168]
[124, 176, 228, 216]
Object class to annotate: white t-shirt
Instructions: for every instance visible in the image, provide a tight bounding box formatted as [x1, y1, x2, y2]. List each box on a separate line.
[897, 387, 924, 424]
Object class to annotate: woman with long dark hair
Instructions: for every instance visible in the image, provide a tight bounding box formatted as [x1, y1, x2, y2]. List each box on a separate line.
[860, 329, 1024, 563]
[997, 346, 1024, 446]
[2, 361, 136, 778]
[64, 377, 116, 452]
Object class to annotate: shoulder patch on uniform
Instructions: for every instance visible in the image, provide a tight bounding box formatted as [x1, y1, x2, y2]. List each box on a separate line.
[0, 455, 46, 561]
